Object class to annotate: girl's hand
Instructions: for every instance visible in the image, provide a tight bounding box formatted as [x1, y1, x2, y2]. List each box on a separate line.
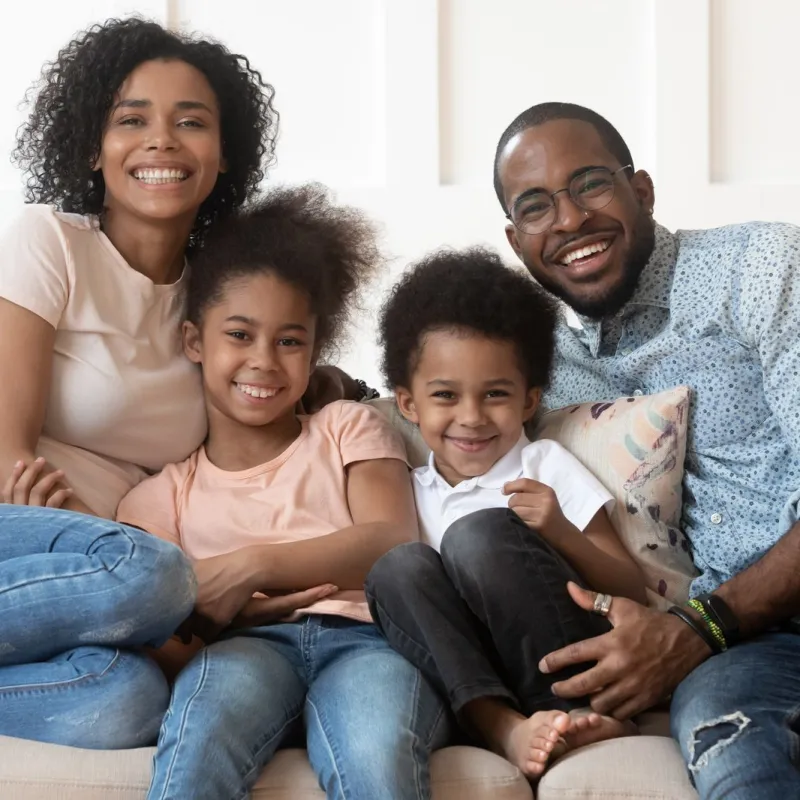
[232, 584, 339, 628]
[503, 478, 576, 544]
[3, 458, 73, 508]
[192, 549, 261, 631]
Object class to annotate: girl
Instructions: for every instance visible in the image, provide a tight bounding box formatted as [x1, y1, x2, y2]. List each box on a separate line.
[114, 186, 449, 800]
[366, 247, 644, 780]
[0, 17, 276, 749]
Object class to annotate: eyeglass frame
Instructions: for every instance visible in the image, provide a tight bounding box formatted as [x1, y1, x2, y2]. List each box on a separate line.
[505, 164, 634, 235]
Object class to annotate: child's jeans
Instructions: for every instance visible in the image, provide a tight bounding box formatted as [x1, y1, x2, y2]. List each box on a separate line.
[0, 505, 196, 749]
[147, 615, 450, 800]
[365, 507, 612, 718]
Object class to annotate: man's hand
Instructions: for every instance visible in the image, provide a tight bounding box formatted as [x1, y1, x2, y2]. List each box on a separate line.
[539, 582, 713, 719]
[504, 478, 575, 542]
[3, 458, 73, 508]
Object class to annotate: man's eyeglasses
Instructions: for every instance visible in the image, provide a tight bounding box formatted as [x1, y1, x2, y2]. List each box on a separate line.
[507, 165, 633, 235]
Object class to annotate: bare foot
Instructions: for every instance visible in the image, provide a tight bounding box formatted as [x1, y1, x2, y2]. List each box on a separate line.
[499, 709, 573, 780]
[561, 708, 639, 751]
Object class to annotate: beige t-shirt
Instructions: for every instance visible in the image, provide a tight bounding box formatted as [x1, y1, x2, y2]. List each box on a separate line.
[117, 400, 409, 623]
[0, 204, 207, 518]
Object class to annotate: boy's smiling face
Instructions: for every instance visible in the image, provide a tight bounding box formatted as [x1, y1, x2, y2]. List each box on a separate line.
[396, 329, 540, 487]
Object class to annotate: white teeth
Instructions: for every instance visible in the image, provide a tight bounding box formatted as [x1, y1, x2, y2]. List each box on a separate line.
[133, 168, 189, 184]
[236, 383, 279, 399]
[560, 239, 611, 266]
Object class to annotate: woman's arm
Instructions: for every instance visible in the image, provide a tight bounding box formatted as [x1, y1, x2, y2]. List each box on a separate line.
[0, 299, 94, 514]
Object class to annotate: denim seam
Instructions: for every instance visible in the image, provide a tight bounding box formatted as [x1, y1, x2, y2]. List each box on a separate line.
[305, 694, 350, 798]
[154, 648, 211, 800]
[235, 706, 305, 800]
[0, 648, 124, 697]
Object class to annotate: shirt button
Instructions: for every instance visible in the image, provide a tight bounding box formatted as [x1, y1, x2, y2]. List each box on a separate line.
[710, 513, 723, 524]
[632, 389, 644, 397]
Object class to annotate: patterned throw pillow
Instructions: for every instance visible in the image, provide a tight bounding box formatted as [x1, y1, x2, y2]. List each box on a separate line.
[532, 386, 697, 608]
[370, 386, 698, 609]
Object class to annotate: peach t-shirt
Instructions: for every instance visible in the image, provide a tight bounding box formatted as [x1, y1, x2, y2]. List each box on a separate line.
[0, 205, 206, 518]
[117, 400, 409, 622]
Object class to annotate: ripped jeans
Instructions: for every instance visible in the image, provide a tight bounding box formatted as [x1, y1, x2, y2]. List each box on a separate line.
[670, 632, 800, 800]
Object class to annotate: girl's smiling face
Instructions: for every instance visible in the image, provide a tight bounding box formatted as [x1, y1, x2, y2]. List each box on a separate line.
[183, 271, 317, 431]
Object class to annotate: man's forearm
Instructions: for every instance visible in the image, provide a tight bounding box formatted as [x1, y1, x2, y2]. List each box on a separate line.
[714, 521, 800, 637]
[247, 523, 413, 592]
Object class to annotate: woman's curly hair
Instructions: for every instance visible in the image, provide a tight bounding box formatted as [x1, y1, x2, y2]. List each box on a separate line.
[380, 247, 558, 390]
[13, 17, 278, 250]
[188, 183, 382, 358]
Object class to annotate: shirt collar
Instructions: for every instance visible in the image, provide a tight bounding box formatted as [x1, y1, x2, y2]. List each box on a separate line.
[569, 222, 677, 339]
[414, 433, 528, 491]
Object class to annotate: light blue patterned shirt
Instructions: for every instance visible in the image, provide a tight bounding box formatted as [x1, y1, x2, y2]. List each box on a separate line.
[545, 223, 800, 595]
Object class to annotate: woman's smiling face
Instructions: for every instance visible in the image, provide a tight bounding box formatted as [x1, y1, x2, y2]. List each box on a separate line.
[95, 58, 226, 226]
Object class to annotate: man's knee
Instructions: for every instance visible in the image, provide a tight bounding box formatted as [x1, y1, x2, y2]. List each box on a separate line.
[365, 542, 441, 603]
[670, 651, 757, 777]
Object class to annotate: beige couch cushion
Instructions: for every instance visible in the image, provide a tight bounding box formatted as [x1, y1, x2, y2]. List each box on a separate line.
[0, 715, 697, 799]
[533, 386, 698, 608]
[0, 738, 533, 800]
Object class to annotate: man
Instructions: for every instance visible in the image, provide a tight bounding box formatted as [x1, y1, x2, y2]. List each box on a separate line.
[493, 102, 800, 798]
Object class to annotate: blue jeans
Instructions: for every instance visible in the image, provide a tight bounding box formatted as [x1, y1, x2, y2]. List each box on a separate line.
[670, 632, 800, 799]
[148, 615, 450, 800]
[0, 505, 196, 749]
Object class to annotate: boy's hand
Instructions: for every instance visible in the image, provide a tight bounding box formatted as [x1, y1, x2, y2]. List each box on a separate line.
[503, 478, 574, 542]
[3, 458, 73, 508]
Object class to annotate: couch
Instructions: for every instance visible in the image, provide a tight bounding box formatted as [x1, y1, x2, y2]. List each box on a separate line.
[0, 391, 700, 799]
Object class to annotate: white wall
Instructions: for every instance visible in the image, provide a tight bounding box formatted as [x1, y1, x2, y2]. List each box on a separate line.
[1, 0, 798, 389]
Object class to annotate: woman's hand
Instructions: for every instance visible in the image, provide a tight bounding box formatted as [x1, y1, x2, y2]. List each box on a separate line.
[3, 458, 73, 508]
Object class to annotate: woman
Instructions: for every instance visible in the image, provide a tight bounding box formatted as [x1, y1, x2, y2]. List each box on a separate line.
[0, 17, 289, 750]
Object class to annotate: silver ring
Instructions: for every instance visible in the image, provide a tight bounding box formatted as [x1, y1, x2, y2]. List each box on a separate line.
[592, 593, 612, 616]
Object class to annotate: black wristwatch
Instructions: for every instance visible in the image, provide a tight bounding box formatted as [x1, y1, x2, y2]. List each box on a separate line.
[695, 593, 741, 646]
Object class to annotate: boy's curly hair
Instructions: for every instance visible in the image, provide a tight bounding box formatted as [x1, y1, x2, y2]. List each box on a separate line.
[13, 17, 277, 250]
[380, 247, 558, 390]
[188, 184, 382, 358]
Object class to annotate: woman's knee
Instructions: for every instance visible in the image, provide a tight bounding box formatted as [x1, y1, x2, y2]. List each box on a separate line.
[39, 648, 169, 750]
[100, 528, 197, 641]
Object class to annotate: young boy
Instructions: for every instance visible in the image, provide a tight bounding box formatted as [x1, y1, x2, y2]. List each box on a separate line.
[365, 247, 645, 780]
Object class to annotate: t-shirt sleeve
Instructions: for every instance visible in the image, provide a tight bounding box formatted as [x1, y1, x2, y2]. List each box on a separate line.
[523, 439, 615, 532]
[333, 400, 410, 468]
[0, 206, 70, 327]
[115, 462, 186, 547]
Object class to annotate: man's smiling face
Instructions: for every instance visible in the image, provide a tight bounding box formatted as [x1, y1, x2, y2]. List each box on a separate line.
[498, 118, 656, 320]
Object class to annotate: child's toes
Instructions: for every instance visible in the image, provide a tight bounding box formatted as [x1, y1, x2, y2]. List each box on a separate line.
[530, 736, 555, 754]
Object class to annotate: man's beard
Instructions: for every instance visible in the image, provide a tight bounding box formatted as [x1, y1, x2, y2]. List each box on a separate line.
[532, 212, 656, 320]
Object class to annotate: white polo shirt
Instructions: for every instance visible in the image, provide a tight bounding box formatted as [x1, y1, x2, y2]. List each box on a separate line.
[413, 435, 615, 551]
